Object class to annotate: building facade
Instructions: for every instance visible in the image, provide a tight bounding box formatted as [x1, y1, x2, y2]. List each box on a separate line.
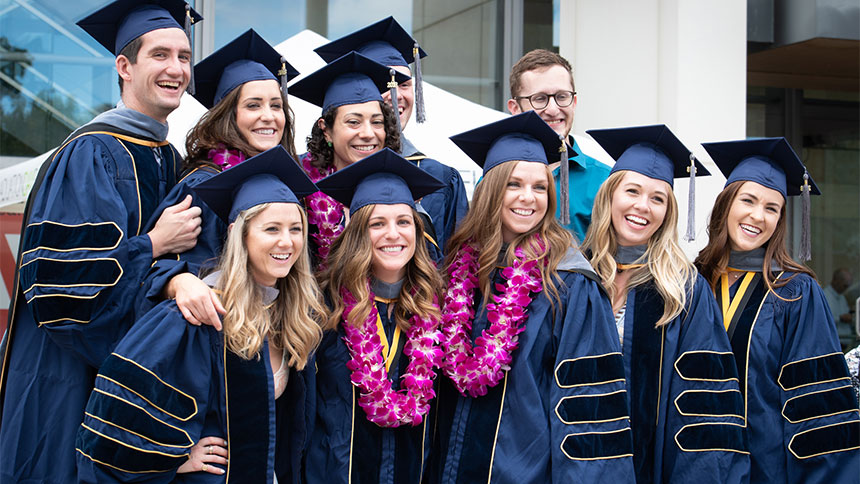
[0, 0, 858, 329]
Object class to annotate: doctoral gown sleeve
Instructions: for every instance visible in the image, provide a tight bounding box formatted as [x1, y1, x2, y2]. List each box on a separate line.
[550, 273, 635, 482]
[18, 136, 158, 367]
[75, 300, 218, 483]
[136, 169, 226, 317]
[660, 275, 750, 483]
[438, 167, 468, 248]
[777, 275, 860, 483]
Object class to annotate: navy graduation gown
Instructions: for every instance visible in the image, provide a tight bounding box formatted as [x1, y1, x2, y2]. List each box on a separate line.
[75, 298, 315, 483]
[306, 297, 433, 484]
[429, 249, 635, 484]
[620, 275, 750, 483]
[717, 270, 860, 483]
[0, 131, 179, 483]
[402, 139, 469, 251]
[136, 166, 226, 317]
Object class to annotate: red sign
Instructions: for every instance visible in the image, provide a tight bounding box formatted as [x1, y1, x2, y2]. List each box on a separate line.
[0, 213, 23, 335]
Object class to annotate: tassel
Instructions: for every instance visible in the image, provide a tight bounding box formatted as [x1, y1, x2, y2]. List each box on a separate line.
[799, 171, 812, 261]
[684, 154, 696, 242]
[413, 43, 426, 124]
[278, 57, 289, 111]
[559, 136, 570, 225]
[388, 68, 403, 143]
[184, 4, 195, 95]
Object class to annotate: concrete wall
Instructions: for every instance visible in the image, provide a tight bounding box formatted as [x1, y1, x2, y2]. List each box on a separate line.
[559, 0, 748, 257]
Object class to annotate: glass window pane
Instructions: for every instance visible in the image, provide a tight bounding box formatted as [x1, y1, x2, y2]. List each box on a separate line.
[1, 0, 116, 158]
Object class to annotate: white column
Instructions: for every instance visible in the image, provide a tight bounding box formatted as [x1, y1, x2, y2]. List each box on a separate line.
[560, 0, 747, 257]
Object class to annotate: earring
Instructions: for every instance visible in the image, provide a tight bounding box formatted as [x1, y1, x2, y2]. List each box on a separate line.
[326, 140, 332, 147]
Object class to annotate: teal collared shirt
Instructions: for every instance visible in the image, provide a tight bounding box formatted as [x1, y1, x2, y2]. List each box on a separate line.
[553, 136, 610, 242]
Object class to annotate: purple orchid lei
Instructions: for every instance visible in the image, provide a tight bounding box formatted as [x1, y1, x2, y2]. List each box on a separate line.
[300, 153, 344, 269]
[340, 284, 443, 427]
[440, 240, 544, 398]
[207, 144, 245, 170]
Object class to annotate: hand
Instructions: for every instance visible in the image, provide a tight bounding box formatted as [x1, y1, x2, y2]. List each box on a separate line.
[167, 273, 226, 331]
[177, 436, 227, 475]
[149, 195, 202, 258]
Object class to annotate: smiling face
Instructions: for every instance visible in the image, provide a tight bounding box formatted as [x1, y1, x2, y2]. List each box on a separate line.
[320, 100, 385, 171]
[726, 181, 783, 252]
[500, 161, 550, 244]
[245, 203, 305, 287]
[117, 28, 191, 123]
[610, 171, 670, 247]
[367, 203, 416, 284]
[507, 64, 576, 138]
[380, 65, 414, 129]
[235, 79, 285, 155]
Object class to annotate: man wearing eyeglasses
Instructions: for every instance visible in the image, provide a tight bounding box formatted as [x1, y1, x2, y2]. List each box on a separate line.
[507, 49, 609, 242]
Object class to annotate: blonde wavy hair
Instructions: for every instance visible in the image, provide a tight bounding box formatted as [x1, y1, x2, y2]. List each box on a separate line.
[582, 170, 695, 327]
[319, 204, 442, 332]
[215, 203, 324, 369]
[444, 160, 573, 307]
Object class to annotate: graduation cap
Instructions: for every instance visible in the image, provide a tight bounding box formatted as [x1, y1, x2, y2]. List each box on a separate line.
[192, 146, 318, 223]
[702, 137, 820, 260]
[290, 51, 410, 114]
[587, 124, 710, 241]
[314, 16, 429, 123]
[450, 112, 561, 173]
[450, 112, 574, 224]
[77, 0, 202, 93]
[315, 148, 444, 214]
[192, 29, 299, 109]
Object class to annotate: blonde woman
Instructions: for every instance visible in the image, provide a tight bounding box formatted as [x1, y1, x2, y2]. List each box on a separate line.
[138, 29, 299, 326]
[430, 113, 633, 484]
[306, 149, 444, 484]
[75, 147, 324, 484]
[695, 138, 859, 484]
[581, 125, 749, 483]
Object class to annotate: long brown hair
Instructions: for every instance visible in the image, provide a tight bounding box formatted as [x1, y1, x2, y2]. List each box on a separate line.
[184, 83, 297, 173]
[319, 204, 442, 332]
[444, 160, 573, 307]
[694, 180, 816, 292]
[305, 101, 401, 170]
[582, 170, 695, 328]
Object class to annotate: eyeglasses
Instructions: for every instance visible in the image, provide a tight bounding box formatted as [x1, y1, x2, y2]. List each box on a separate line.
[514, 90, 576, 110]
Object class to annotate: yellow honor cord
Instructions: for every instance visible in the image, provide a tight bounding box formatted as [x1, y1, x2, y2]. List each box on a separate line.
[373, 297, 401, 372]
[616, 263, 645, 271]
[719, 270, 756, 330]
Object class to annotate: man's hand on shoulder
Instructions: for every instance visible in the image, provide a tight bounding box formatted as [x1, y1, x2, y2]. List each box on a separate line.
[148, 195, 202, 257]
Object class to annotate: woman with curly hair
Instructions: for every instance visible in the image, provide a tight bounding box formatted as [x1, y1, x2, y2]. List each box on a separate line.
[305, 148, 445, 483]
[76, 147, 324, 483]
[429, 112, 633, 484]
[138, 29, 300, 325]
[694, 138, 858, 484]
[290, 52, 416, 268]
[580, 125, 749, 483]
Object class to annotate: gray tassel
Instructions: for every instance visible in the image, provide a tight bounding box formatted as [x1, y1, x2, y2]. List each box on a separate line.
[278, 57, 289, 110]
[559, 136, 570, 225]
[800, 171, 812, 261]
[684, 154, 696, 242]
[413, 43, 426, 124]
[388, 68, 402, 145]
[184, 4, 195, 95]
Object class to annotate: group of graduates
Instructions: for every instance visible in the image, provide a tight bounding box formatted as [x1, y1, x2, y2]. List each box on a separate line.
[0, 1, 858, 483]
